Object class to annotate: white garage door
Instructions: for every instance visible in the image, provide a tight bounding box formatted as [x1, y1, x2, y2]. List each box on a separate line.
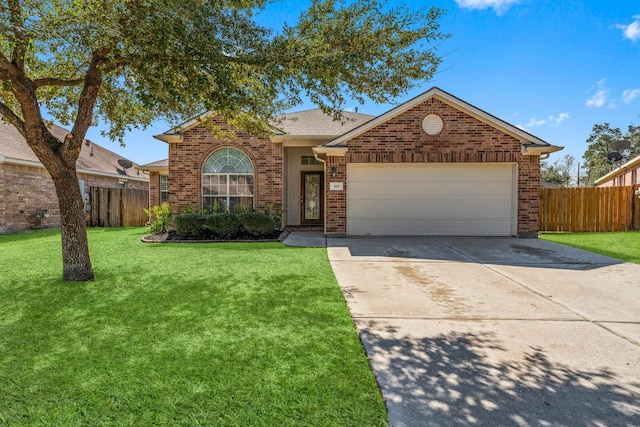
[347, 163, 516, 236]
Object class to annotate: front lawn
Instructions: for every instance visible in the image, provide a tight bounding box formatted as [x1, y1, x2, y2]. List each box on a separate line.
[540, 231, 640, 264]
[0, 228, 386, 426]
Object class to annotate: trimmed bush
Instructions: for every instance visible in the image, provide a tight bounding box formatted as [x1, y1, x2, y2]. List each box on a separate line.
[238, 211, 277, 237]
[174, 213, 206, 239]
[205, 213, 240, 239]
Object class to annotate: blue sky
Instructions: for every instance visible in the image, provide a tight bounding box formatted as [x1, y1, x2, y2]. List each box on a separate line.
[89, 0, 640, 172]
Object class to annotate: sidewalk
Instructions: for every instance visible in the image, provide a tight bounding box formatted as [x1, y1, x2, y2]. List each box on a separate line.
[282, 232, 326, 248]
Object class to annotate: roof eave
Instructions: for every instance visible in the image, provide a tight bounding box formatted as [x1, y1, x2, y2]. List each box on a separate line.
[323, 87, 552, 148]
[153, 133, 183, 143]
[312, 145, 347, 157]
[521, 144, 564, 156]
[0, 156, 149, 181]
[594, 153, 640, 184]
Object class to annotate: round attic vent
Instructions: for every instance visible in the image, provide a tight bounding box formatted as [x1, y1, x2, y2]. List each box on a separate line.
[422, 114, 443, 136]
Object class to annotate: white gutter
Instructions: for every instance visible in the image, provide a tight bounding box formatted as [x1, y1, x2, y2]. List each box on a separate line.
[521, 144, 564, 159]
[0, 157, 149, 182]
[594, 153, 640, 185]
[312, 146, 347, 157]
[153, 133, 183, 143]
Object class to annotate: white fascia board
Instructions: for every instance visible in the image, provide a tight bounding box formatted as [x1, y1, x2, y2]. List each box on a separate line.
[139, 166, 169, 173]
[325, 87, 553, 148]
[312, 145, 347, 156]
[521, 144, 564, 156]
[76, 168, 150, 182]
[153, 133, 183, 143]
[153, 112, 216, 143]
[594, 153, 640, 184]
[0, 157, 148, 182]
[0, 157, 46, 168]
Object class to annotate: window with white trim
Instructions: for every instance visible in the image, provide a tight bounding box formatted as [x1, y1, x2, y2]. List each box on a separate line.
[202, 147, 254, 211]
[160, 174, 169, 203]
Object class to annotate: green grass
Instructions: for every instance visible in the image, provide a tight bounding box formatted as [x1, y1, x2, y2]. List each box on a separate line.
[540, 231, 640, 264]
[0, 228, 386, 426]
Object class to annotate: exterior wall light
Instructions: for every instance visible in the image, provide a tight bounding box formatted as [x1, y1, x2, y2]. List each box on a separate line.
[331, 166, 337, 178]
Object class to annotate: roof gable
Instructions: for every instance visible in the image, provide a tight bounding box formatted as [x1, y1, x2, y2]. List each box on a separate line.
[323, 87, 559, 152]
[154, 109, 375, 142]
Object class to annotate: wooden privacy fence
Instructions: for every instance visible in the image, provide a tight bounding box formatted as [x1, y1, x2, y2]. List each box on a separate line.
[88, 187, 149, 227]
[540, 185, 640, 232]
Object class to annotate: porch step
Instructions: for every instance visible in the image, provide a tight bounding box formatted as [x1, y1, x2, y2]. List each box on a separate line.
[285, 225, 324, 233]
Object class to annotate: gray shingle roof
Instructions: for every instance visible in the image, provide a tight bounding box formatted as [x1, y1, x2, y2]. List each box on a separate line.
[0, 120, 148, 181]
[140, 158, 168, 169]
[276, 109, 375, 136]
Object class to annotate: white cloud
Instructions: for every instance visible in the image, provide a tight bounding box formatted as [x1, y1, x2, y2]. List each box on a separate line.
[617, 16, 640, 41]
[454, 0, 519, 14]
[586, 79, 610, 108]
[550, 112, 569, 126]
[517, 112, 569, 131]
[525, 117, 547, 128]
[622, 88, 640, 103]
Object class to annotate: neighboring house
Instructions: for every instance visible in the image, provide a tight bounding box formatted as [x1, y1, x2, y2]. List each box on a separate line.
[595, 154, 640, 188]
[0, 121, 149, 233]
[141, 87, 561, 237]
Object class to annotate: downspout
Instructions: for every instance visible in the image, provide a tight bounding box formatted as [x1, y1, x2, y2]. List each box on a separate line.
[313, 150, 328, 236]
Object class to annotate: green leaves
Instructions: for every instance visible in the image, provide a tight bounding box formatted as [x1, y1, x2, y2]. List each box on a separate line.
[2, 0, 447, 140]
[582, 123, 640, 185]
[269, 0, 447, 117]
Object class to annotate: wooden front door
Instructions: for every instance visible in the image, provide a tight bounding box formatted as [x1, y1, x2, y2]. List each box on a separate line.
[301, 172, 323, 225]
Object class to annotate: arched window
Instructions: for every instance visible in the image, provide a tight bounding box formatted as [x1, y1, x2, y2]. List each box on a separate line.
[202, 147, 254, 211]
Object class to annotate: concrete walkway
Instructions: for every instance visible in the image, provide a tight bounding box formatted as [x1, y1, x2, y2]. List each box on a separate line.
[282, 232, 326, 248]
[327, 237, 640, 427]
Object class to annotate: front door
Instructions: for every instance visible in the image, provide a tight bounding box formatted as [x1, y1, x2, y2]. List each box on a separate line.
[301, 172, 323, 225]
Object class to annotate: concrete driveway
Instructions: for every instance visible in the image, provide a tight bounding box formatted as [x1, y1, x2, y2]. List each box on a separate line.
[327, 237, 640, 427]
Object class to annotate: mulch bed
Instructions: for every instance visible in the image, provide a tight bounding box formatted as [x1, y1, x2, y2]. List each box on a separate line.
[141, 230, 289, 243]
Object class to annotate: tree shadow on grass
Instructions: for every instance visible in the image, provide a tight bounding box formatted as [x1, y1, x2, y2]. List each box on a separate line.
[359, 324, 640, 427]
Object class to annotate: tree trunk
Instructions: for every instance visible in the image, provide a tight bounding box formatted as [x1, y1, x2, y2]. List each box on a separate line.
[51, 166, 94, 281]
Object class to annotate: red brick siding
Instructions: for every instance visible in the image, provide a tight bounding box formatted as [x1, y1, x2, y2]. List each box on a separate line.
[168, 119, 283, 213]
[149, 171, 161, 208]
[0, 163, 148, 233]
[598, 165, 640, 187]
[327, 97, 540, 236]
[517, 155, 541, 236]
[325, 156, 347, 235]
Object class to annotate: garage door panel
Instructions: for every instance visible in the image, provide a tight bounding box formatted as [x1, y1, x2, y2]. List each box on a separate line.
[347, 163, 515, 236]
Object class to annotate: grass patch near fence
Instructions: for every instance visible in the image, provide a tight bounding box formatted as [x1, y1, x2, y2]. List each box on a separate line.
[0, 228, 386, 426]
[540, 231, 640, 264]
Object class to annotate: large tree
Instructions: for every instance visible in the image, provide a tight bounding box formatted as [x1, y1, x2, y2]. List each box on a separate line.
[0, 0, 447, 281]
[541, 154, 576, 187]
[582, 123, 640, 186]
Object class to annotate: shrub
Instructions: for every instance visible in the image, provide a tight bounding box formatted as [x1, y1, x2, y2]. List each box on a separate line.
[144, 203, 172, 234]
[174, 213, 206, 239]
[205, 213, 240, 239]
[238, 211, 277, 237]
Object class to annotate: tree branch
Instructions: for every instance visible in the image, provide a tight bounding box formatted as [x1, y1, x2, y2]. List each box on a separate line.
[69, 48, 109, 150]
[7, 0, 28, 69]
[0, 51, 21, 77]
[0, 100, 26, 138]
[34, 77, 86, 88]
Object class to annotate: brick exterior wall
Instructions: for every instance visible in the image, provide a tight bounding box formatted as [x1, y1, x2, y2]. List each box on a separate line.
[149, 171, 161, 208]
[325, 97, 540, 237]
[597, 165, 640, 187]
[0, 163, 148, 233]
[168, 118, 283, 213]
